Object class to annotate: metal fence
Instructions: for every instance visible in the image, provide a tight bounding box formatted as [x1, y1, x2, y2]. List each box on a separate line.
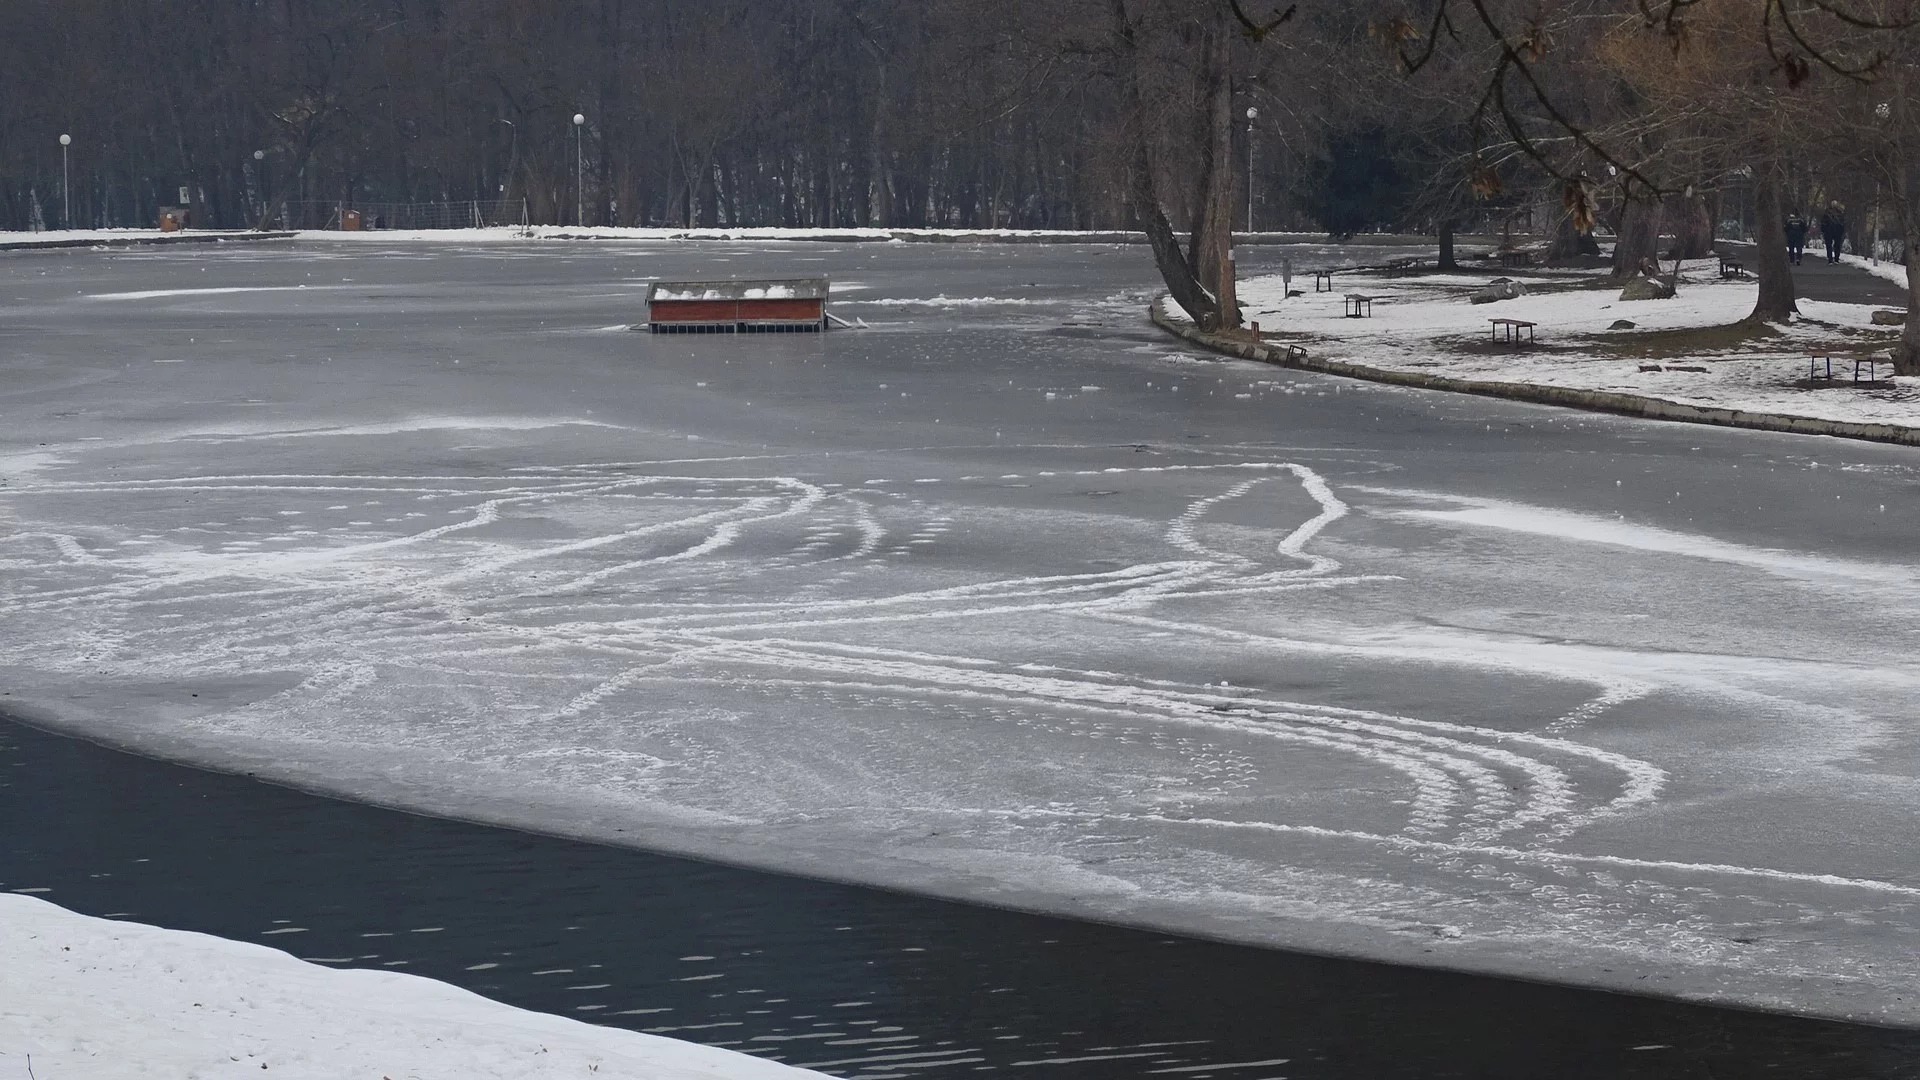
[273, 199, 529, 231]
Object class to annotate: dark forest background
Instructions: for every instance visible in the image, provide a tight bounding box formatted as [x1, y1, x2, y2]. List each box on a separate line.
[0, 0, 1438, 233]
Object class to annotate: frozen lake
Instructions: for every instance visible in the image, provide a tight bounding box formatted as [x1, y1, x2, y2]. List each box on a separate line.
[3, 239, 1919, 1024]
[8, 715, 1917, 1079]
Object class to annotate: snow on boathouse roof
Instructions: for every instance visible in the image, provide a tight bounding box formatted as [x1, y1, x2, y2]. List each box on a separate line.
[647, 278, 830, 303]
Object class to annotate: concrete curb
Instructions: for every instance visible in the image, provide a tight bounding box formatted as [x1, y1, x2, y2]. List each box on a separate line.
[0, 232, 297, 253]
[1150, 297, 1920, 448]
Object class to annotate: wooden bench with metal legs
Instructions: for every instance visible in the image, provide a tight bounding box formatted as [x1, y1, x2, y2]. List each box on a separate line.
[1489, 318, 1537, 345]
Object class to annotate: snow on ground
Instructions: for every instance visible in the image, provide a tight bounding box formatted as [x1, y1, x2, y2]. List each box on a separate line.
[3, 225, 1122, 248]
[0, 225, 1475, 251]
[278, 226, 1345, 245]
[1843, 252, 1912, 290]
[262, 225, 1115, 245]
[0, 893, 825, 1080]
[309, 225, 891, 243]
[0, 228, 270, 247]
[280, 226, 1447, 245]
[1218, 259, 1918, 429]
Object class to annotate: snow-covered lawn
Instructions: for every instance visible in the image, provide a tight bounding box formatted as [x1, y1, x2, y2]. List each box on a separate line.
[277, 226, 1442, 245]
[1209, 260, 1919, 430]
[0, 894, 825, 1080]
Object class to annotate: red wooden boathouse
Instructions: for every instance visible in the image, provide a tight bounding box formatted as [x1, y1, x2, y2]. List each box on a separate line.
[645, 278, 830, 333]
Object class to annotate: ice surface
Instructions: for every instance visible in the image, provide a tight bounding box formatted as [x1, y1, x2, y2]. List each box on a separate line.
[4, 240, 1920, 1025]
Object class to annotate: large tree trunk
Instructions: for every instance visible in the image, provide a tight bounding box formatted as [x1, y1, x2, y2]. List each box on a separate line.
[1749, 167, 1798, 323]
[1895, 164, 1920, 375]
[1612, 198, 1663, 278]
[1110, 0, 1219, 329]
[1666, 191, 1714, 259]
[1898, 253, 1920, 375]
[1438, 218, 1458, 270]
[1547, 209, 1581, 264]
[1129, 140, 1218, 327]
[1186, 18, 1239, 331]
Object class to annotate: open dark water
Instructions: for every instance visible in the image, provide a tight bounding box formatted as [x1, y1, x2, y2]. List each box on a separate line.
[4, 715, 1917, 1080]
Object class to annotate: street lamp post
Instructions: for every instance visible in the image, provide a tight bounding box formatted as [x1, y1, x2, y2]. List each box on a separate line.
[497, 118, 517, 208]
[1874, 101, 1892, 264]
[252, 150, 267, 230]
[572, 113, 586, 227]
[1244, 108, 1257, 234]
[59, 134, 71, 229]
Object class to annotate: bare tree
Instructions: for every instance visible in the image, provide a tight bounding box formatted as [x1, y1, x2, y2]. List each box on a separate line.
[1393, 1, 1915, 325]
[1101, 0, 1297, 331]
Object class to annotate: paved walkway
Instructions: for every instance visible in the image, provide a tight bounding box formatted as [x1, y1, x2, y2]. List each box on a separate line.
[1720, 240, 1907, 306]
[1791, 254, 1909, 306]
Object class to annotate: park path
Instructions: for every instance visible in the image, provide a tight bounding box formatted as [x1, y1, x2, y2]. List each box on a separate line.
[1792, 254, 1908, 306]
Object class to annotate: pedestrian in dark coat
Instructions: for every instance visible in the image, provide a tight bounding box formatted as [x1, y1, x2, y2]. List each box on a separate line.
[1819, 202, 1847, 263]
[1784, 212, 1809, 265]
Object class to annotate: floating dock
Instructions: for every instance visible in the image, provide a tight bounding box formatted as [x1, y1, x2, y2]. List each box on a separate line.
[645, 278, 830, 333]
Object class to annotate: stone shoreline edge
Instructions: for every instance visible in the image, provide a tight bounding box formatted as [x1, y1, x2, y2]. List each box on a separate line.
[0, 231, 297, 252]
[538, 229, 1340, 246]
[1151, 296, 1920, 448]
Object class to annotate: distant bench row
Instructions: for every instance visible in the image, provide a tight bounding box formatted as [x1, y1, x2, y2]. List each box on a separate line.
[1305, 250, 1533, 289]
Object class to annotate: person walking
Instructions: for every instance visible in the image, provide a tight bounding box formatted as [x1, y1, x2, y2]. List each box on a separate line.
[1819, 201, 1847, 264]
[1784, 211, 1809, 265]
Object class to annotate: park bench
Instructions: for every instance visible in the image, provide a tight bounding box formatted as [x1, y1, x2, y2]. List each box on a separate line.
[1718, 256, 1748, 279]
[1810, 353, 1885, 382]
[1498, 250, 1533, 269]
[1489, 317, 1537, 345]
[1344, 294, 1375, 318]
[1313, 268, 1334, 292]
[1384, 256, 1424, 276]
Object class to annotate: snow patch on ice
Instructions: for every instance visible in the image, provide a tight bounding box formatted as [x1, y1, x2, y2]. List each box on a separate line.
[87, 285, 358, 302]
[1357, 486, 1912, 586]
[837, 296, 1051, 307]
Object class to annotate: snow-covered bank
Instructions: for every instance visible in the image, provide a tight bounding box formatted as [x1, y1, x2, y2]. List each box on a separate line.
[280, 225, 1438, 246]
[0, 893, 826, 1080]
[1205, 261, 1919, 431]
[1, 224, 1489, 251]
[0, 228, 289, 251]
